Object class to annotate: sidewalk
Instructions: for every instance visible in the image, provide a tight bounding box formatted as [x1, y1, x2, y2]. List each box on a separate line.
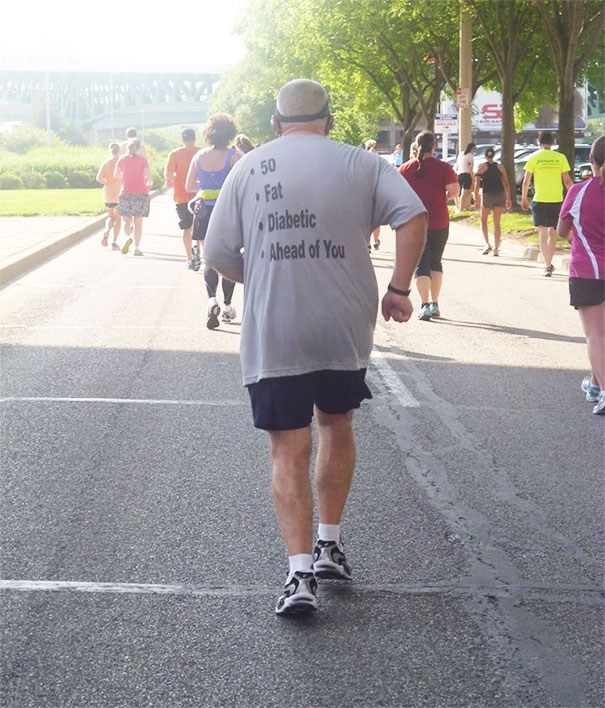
[0, 203, 571, 285]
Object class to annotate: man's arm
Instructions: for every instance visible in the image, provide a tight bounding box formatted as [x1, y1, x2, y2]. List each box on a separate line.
[211, 261, 244, 284]
[562, 171, 573, 190]
[164, 153, 175, 187]
[521, 172, 532, 210]
[381, 212, 427, 322]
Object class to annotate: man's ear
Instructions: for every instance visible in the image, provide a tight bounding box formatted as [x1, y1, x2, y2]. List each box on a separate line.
[271, 114, 282, 136]
[325, 115, 334, 135]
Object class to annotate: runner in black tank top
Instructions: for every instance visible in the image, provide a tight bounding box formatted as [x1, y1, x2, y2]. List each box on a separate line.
[474, 148, 511, 256]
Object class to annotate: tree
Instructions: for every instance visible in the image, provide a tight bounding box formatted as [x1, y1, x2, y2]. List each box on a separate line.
[534, 0, 605, 167]
[464, 0, 553, 204]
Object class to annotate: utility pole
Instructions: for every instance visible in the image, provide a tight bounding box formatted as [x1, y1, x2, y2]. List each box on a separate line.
[458, 3, 472, 151]
[45, 71, 52, 147]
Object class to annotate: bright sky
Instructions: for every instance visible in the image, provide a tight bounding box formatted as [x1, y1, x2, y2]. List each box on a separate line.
[1, 0, 246, 71]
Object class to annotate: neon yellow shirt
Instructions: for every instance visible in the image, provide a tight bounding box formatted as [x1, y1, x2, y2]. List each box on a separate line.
[525, 149, 571, 202]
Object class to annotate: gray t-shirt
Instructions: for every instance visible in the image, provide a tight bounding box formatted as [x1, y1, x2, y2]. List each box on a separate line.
[204, 135, 426, 385]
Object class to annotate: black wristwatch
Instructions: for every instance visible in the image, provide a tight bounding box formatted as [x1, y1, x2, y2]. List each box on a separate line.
[387, 283, 411, 297]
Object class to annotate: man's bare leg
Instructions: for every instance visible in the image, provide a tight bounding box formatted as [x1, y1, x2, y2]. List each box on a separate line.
[315, 409, 356, 525]
[538, 225, 556, 268]
[269, 426, 313, 555]
[183, 227, 193, 261]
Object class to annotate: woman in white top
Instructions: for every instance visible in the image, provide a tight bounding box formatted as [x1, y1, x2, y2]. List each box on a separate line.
[455, 142, 475, 211]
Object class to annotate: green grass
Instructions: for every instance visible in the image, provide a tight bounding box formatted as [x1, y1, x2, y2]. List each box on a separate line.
[448, 205, 569, 247]
[0, 189, 105, 217]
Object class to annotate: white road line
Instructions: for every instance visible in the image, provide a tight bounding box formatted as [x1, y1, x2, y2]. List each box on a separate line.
[0, 325, 206, 330]
[0, 397, 246, 406]
[0, 579, 600, 601]
[9, 284, 192, 290]
[370, 349, 419, 408]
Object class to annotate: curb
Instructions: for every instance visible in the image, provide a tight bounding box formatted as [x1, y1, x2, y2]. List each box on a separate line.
[0, 188, 166, 286]
[451, 219, 570, 272]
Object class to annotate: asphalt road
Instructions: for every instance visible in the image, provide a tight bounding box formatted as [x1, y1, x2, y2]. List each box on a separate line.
[1, 193, 603, 707]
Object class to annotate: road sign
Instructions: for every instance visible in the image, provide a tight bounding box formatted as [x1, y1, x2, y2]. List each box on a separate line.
[434, 113, 458, 132]
[456, 87, 471, 108]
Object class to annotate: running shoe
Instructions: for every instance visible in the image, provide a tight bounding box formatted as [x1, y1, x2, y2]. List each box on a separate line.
[493, 248, 499, 257]
[207, 297, 220, 329]
[187, 259, 195, 270]
[121, 238, 133, 255]
[275, 571, 318, 616]
[581, 376, 601, 402]
[429, 302, 441, 318]
[133, 248, 144, 257]
[548, 264, 555, 274]
[111, 242, 120, 251]
[418, 304, 432, 321]
[482, 244, 492, 255]
[221, 305, 236, 322]
[373, 239, 380, 250]
[313, 539, 352, 580]
[593, 391, 605, 415]
[101, 232, 109, 247]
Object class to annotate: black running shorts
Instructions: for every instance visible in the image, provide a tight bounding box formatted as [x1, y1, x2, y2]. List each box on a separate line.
[531, 201, 562, 227]
[247, 369, 372, 431]
[569, 277, 605, 309]
[458, 173, 472, 190]
[192, 201, 214, 241]
[175, 202, 194, 231]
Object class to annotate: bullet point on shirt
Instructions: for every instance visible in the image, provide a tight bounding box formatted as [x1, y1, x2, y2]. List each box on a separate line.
[250, 168, 255, 175]
[261, 250, 264, 258]
[256, 193, 260, 201]
[259, 222, 263, 230]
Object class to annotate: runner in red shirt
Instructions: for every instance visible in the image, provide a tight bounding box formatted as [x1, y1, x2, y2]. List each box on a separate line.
[399, 130, 459, 320]
[164, 128, 199, 269]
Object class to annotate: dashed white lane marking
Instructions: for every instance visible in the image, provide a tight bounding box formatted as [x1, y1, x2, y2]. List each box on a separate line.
[0, 397, 246, 406]
[370, 349, 419, 408]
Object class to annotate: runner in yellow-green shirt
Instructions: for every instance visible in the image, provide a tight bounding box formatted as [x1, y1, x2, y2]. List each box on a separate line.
[521, 131, 573, 276]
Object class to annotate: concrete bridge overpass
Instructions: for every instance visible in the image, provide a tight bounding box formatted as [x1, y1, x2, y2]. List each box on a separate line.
[0, 68, 223, 135]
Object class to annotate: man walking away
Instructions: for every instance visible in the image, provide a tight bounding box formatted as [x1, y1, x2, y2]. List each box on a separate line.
[204, 79, 427, 615]
[165, 129, 199, 269]
[521, 131, 573, 276]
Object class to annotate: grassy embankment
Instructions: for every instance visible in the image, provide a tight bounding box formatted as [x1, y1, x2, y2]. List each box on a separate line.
[0, 189, 105, 217]
[449, 207, 569, 247]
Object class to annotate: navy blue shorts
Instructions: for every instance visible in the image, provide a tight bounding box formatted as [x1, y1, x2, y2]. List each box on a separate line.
[531, 201, 562, 227]
[247, 369, 372, 431]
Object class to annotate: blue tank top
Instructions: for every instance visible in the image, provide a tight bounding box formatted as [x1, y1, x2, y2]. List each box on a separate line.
[196, 147, 236, 204]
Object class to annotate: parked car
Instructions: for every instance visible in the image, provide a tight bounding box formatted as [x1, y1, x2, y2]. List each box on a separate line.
[574, 162, 592, 182]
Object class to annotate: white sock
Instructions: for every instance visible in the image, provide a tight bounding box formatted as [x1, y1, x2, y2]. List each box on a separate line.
[288, 553, 314, 574]
[318, 523, 340, 544]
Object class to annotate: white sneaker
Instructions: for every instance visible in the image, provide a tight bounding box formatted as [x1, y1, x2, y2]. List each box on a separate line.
[482, 244, 492, 255]
[275, 571, 318, 615]
[221, 305, 236, 322]
[206, 297, 220, 330]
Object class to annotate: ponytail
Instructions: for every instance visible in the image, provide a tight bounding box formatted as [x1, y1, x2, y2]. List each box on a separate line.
[415, 130, 435, 178]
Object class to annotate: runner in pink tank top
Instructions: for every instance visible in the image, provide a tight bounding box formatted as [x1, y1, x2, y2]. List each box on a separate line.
[557, 136, 605, 414]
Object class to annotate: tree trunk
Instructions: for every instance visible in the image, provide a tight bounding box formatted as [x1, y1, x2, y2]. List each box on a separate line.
[500, 78, 517, 206]
[558, 82, 576, 170]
